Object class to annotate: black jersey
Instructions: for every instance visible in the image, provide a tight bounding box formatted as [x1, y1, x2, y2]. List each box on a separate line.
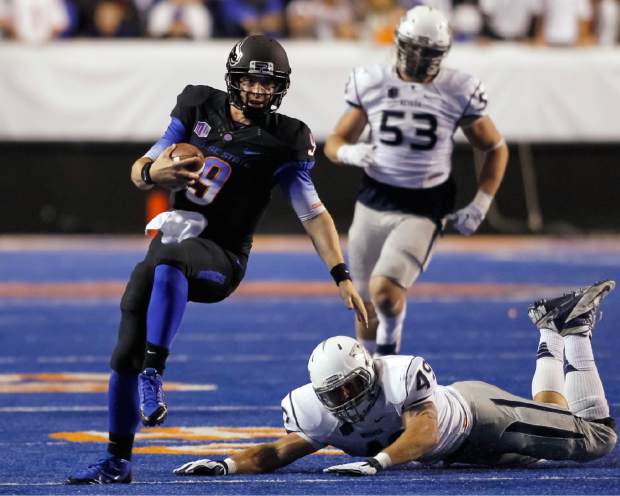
[147, 85, 318, 256]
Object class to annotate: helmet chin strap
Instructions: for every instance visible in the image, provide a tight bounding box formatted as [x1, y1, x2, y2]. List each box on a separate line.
[241, 104, 268, 120]
[229, 95, 271, 123]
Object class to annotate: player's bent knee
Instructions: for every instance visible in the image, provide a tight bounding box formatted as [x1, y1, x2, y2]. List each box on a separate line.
[370, 282, 406, 315]
[372, 293, 405, 316]
[110, 311, 147, 373]
[587, 424, 617, 460]
[120, 262, 154, 313]
[110, 340, 144, 373]
[152, 244, 190, 276]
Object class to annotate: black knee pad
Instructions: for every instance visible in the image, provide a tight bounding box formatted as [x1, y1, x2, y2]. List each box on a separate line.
[120, 261, 154, 313]
[110, 336, 145, 373]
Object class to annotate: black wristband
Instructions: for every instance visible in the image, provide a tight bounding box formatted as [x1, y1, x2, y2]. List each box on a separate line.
[330, 263, 351, 285]
[218, 460, 229, 475]
[141, 162, 154, 185]
[365, 457, 383, 472]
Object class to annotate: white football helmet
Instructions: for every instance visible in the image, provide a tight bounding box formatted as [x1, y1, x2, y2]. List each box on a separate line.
[308, 336, 378, 423]
[395, 6, 452, 81]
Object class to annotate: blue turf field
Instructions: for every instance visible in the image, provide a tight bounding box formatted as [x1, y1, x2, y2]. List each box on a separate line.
[1, 237, 620, 495]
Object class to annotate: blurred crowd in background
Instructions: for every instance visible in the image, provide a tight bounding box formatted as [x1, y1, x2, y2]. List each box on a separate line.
[0, 0, 617, 46]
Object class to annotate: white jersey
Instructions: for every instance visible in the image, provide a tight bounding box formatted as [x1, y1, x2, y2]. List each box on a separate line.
[281, 355, 472, 463]
[345, 64, 488, 189]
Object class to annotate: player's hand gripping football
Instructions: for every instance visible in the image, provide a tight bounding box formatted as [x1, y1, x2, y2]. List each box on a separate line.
[338, 280, 368, 327]
[323, 459, 382, 476]
[446, 190, 493, 236]
[150, 144, 202, 190]
[173, 458, 229, 476]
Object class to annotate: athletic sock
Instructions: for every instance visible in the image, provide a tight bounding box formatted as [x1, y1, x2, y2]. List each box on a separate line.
[375, 304, 406, 355]
[564, 334, 609, 419]
[107, 371, 140, 460]
[531, 328, 565, 398]
[143, 341, 170, 374]
[143, 264, 188, 373]
[108, 433, 135, 461]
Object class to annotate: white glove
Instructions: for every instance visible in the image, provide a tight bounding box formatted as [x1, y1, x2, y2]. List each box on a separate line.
[336, 143, 376, 168]
[323, 458, 383, 476]
[173, 458, 234, 476]
[446, 190, 493, 236]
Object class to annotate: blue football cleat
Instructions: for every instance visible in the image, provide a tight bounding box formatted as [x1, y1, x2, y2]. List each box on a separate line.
[139, 367, 168, 426]
[528, 280, 615, 336]
[66, 455, 131, 484]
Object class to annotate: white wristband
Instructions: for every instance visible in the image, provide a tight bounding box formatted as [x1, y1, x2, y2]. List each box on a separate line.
[223, 457, 237, 474]
[471, 190, 493, 216]
[336, 144, 351, 164]
[373, 451, 393, 469]
[336, 144, 363, 168]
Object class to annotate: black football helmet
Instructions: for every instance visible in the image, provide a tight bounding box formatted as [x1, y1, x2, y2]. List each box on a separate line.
[225, 35, 291, 115]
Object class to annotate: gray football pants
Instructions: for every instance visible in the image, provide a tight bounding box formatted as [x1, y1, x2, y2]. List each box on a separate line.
[445, 381, 616, 466]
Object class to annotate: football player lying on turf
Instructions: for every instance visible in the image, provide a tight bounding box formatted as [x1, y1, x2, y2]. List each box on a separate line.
[175, 280, 617, 476]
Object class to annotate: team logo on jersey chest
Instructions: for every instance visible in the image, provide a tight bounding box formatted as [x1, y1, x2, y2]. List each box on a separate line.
[388, 87, 399, 98]
[194, 121, 211, 138]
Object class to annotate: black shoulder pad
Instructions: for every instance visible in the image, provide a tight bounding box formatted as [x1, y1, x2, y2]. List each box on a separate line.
[171, 85, 226, 128]
[175, 85, 225, 107]
[272, 114, 317, 160]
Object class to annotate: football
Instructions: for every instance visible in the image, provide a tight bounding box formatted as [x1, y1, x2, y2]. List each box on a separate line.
[171, 143, 205, 173]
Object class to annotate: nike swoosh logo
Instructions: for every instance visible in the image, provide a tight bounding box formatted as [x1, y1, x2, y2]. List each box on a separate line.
[373, 416, 384, 423]
[243, 149, 261, 155]
[146, 350, 156, 355]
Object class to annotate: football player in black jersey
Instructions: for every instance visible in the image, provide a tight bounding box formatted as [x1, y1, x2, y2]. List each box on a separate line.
[66, 34, 367, 485]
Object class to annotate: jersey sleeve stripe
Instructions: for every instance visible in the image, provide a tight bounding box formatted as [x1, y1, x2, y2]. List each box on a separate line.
[404, 356, 416, 398]
[403, 395, 433, 411]
[288, 392, 303, 432]
[352, 69, 362, 108]
[345, 99, 362, 108]
[286, 392, 327, 450]
[456, 81, 483, 129]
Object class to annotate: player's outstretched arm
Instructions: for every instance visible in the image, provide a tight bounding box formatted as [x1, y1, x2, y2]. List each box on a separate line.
[302, 212, 368, 326]
[130, 144, 201, 191]
[324, 107, 374, 168]
[174, 433, 317, 475]
[382, 401, 439, 465]
[324, 401, 439, 476]
[447, 116, 508, 235]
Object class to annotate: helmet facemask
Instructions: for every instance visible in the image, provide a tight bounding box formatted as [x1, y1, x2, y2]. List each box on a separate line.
[313, 365, 378, 423]
[225, 71, 289, 116]
[395, 33, 449, 82]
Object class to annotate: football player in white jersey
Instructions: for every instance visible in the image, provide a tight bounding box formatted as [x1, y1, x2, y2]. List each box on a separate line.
[323, 6, 509, 357]
[174, 280, 616, 477]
